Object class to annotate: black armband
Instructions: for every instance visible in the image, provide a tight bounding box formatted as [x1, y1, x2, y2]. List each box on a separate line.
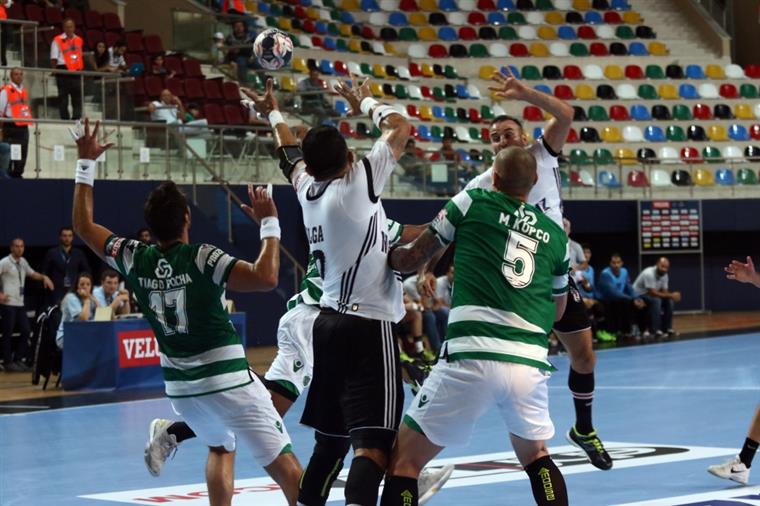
[276, 145, 304, 181]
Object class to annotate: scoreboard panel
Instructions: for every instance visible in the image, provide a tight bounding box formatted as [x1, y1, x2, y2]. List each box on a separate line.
[639, 200, 701, 252]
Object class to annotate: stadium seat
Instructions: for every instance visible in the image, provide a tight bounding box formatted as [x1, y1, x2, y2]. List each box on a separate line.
[672, 169, 693, 186]
[543, 65, 562, 79]
[573, 106, 588, 121]
[547, 12, 566, 25]
[555, 84, 575, 100]
[526, 12, 545, 24]
[597, 84, 616, 100]
[570, 148, 592, 165]
[638, 84, 658, 100]
[564, 65, 583, 79]
[678, 83, 699, 99]
[468, 12, 488, 25]
[631, 104, 651, 121]
[585, 11, 603, 24]
[645, 64, 665, 79]
[621, 10, 641, 24]
[604, 65, 624, 80]
[693, 103, 713, 120]
[728, 124, 750, 141]
[601, 126, 622, 142]
[672, 104, 692, 120]
[725, 63, 746, 79]
[680, 147, 701, 164]
[714, 103, 734, 119]
[529, 42, 549, 56]
[588, 105, 609, 121]
[750, 124, 760, 141]
[716, 168, 735, 186]
[636, 25, 656, 38]
[566, 128, 579, 143]
[698, 83, 720, 99]
[609, 105, 629, 121]
[510, 43, 530, 57]
[705, 64, 725, 79]
[569, 42, 589, 56]
[615, 147, 636, 165]
[666, 64, 684, 79]
[508, 11, 527, 24]
[610, 42, 628, 55]
[755, 104, 760, 119]
[651, 169, 674, 186]
[596, 24, 615, 39]
[488, 12, 507, 25]
[498, 26, 518, 40]
[575, 84, 595, 100]
[583, 64, 603, 79]
[550, 42, 570, 56]
[644, 125, 665, 142]
[630, 42, 650, 56]
[558, 25, 577, 39]
[578, 25, 597, 39]
[735, 103, 754, 120]
[658, 84, 678, 100]
[593, 147, 615, 165]
[616, 84, 637, 100]
[739, 168, 759, 185]
[708, 125, 728, 142]
[628, 170, 650, 187]
[589, 42, 608, 56]
[522, 65, 541, 80]
[580, 126, 601, 142]
[724, 145, 743, 160]
[598, 171, 621, 188]
[666, 125, 686, 141]
[685, 65, 705, 79]
[467, 84, 482, 99]
[652, 105, 671, 121]
[489, 43, 509, 57]
[623, 125, 644, 142]
[702, 146, 723, 163]
[694, 169, 714, 186]
[524, 106, 544, 121]
[480, 26, 499, 39]
[538, 26, 558, 39]
[740, 84, 759, 99]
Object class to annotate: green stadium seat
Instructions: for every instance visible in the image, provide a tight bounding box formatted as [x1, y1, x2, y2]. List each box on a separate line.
[445, 65, 458, 78]
[638, 84, 658, 99]
[569, 42, 589, 57]
[433, 87, 446, 100]
[483, 150, 494, 164]
[672, 104, 692, 120]
[431, 125, 443, 141]
[481, 105, 495, 121]
[593, 148, 615, 165]
[336, 39, 348, 51]
[702, 146, 723, 163]
[738, 168, 758, 185]
[588, 105, 609, 121]
[645, 64, 665, 79]
[399, 27, 418, 41]
[615, 25, 635, 39]
[499, 26, 518, 40]
[469, 44, 488, 57]
[522, 65, 541, 80]
[536, 0, 554, 9]
[394, 84, 408, 99]
[570, 148, 592, 165]
[445, 106, 456, 121]
[560, 169, 570, 188]
[740, 83, 759, 99]
[666, 125, 686, 141]
[507, 12, 526, 24]
[469, 127, 482, 141]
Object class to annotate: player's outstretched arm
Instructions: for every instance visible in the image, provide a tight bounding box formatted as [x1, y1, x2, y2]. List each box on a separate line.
[489, 67, 573, 154]
[226, 184, 281, 292]
[398, 223, 429, 245]
[389, 229, 446, 274]
[71, 118, 116, 261]
[725, 256, 760, 288]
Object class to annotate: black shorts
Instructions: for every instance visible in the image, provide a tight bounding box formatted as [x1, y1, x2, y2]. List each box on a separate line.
[300, 308, 404, 439]
[553, 276, 592, 334]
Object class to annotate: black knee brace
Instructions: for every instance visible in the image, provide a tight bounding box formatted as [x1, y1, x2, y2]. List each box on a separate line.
[298, 432, 351, 506]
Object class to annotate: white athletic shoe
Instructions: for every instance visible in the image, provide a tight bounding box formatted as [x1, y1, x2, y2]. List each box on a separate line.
[418, 464, 455, 505]
[144, 418, 178, 477]
[707, 456, 750, 485]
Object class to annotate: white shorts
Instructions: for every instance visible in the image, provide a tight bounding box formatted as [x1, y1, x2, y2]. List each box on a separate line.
[170, 377, 292, 466]
[404, 359, 554, 447]
[264, 303, 319, 398]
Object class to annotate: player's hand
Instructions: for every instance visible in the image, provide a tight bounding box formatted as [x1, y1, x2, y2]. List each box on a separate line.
[634, 298, 646, 309]
[725, 257, 760, 287]
[241, 184, 278, 223]
[488, 67, 529, 101]
[333, 75, 372, 116]
[242, 79, 279, 117]
[42, 276, 54, 291]
[670, 291, 682, 303]
[72, 118, 114, 160]
[0, 293, 9, 304]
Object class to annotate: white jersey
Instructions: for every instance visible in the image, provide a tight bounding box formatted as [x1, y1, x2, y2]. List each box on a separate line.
[292, 140, 405, 323]
[464, 138, 563, 227]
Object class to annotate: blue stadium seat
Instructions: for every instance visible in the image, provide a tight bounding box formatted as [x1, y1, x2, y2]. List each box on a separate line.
[323, 37, 337, 50]
[488, 12, 507, 25]
[630, 104, 651, 121]
[438, 26, 458, 41]
[432, 105, 445, 119]
[584, 11, 603, 24]
[417, 125, 432, 141]
[439, 0, 459, 10]
[534, 84, 552, 94]
[678, 83, 699, 99]
[598, 170, 621, 188]
[685, 64, 705, 79]
[644, 125, 666, 142]
[334, 100, 350, 115]
[257, 1, 270, 13]
[389, 12, 408, 26]
[729, 124, 749, 141]
[456, 148, 470, 162]
[558, 26, 577, 40]
[503, 65, 521, 79]
[533, 127, 544, 140]
[456, 84, 469, 98]
[340, 11, 355, 23]
[319, 59, 335, 74]
[628, 42, 648, 56]
[361, 0, 380, 10]
[716, 168, 735, 186]
[611, 0, 631, 9]
[300, 0, 312, 6]
[497, 0, 515, 9]
[315, 21, 328, 34]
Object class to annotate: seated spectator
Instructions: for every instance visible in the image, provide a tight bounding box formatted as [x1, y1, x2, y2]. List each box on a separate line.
[597, 253, 645, 339]
[575, 243, 606, 337]
[398, 292, 425, 358]
[211, 32, 227, 65]
[107, 40, 128, 73]
[438, 135, 462, 164]
[403, 273, 443, 358]
[149, 54, 176, 79]
[297, 68, 337, 125]
[56, 272, 99, 349]
[136, 227, 152, 244]
[433, 264, 453, 338]
[564, 218, 587, 271]
[399, 138, 425, 182]
[224, 20, 255, 83]
[149, 90, 208, 134]
[87, 41, 110, 72]
[92, 269, 130, 317]
[633, 256, 681, 338]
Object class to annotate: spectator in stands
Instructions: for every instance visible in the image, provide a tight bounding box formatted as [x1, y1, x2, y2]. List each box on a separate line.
[633, 256, 681, 338]
[0, 0, 12, 67]
[224, 20, 255, 83]
[575, 243, 607, 340]
[149, 89, 185, 123]
[0, 67, 32, 178]
[87, 41, 111, 72]
[50, 18, 84, 120]
[107, 40, 128, 73]
[597, 253, 645, 339]
[42, 226, 91, 305]
[403, 273, 443, 358]
[211, 32, 226, 65]
[398, 292, 425, 359]
[0, 238, 54, 371]
[433, 264, 453, 342]
[136, 227, 151, 244]
[564, 217, 587, 271]
[399, 138, 425, 182]
[297, 68, 336, 125]
[438, 135, 461, 164]
[55, 272, 98, 350]
[149, 54, 176, 79]
[92, 269, 130, 316]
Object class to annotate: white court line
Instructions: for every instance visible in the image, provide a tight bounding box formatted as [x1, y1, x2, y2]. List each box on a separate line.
[0, 396, 167, 417]
[549, 385, 760, 391]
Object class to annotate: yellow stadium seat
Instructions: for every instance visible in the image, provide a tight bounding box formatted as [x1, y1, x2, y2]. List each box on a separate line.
[545, 11, 564, 25]
[348, 38, 362, 53]
[529, 42, 549, 57]
[277, 17, 292, 31]
[708, 125, 728, 142]
[339, 23, 353, 37]
[292, 57, 308, 74]
[622, 11, 642, 24]
[245, 0, 257, 12]
[409, 12, 427, 26]
[420, 0, 438, 10]
[575, 84, 595, 100]
[340, 0, 359, 9]
[694, 169, 715, 186]
[615, 148, 636, 165]
[490, 89, 504, 101]
[648, 42, 668, 56]
[307, 7, 321, 19]
[602, 126, 622, 143]
[658, 84, 678, 100]
[418, 27, 437, 41]
[604, 65, 624, 80]
[538, 26, 558, 40]
[421, 63, 435, 77]
[372, 64, 387, 78]
[479, 65, 497, 80]
[705, 64, 725, 79]
[572, 0, 591, 10]
[419, 105, 433, 121]
[280, 76, 296, 92]
[735, 103, 754, 120]
[384, 42, 397, 55]
[370, 82, 385, 97]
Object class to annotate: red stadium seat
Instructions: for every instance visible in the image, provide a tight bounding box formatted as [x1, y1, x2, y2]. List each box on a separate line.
[222, 81, 241, 101]
[334, 60, 348, 75]
[183, 58, 204, 78]
[302, 20, 316, 33]
[680, 146, 701, 163]
[719, 83, 738, 99]
[164, 55, 184, 77]
[85, 30, 103, 51]
[406, 104, 419, 117]
[144, 75, 164, 98]
[745, 65, 760, 79]
[554, 85, 575, 100]
[589, 42, 608, 56]
[399, 0, 419, 11]
[627, 170, 649, 187]
[750, 124, 760, 141]
[102, 12, 123, 32]
[477, 0, 497, 10]
[339, 121, 356, 138]
[469, 108, 481, 123]
[421, 85, 432, 98]
[294, 6, 308, 19]
[44, 7, 63, 26]
[563, 65, 583, 79]
[409, 63, 422, 77]
[566, 127, 579, 143]
[125, 31, 144, 52]
[428, 44, 448, 57]
[203, 78, 224, 102]
[166, 77, 185, 98]
[361, 26, 376, 39]
[509, 43, 529, 57]
[203, 103, 226, 124]
[610, 105, 630, 121]
[23, 4, 44, 23]
[481, 128, 490, 142]
[467, 12, 487, 25]
[458, 27, 477, 40]
[523, 106, 543, 121]
[104, 31, 121, 47]
[63, 8, 84, 26]
[577, 25, 597, 39]
[83, 9, 103, 29]
[124, 52, 143, 67]
[693, 103, 712, 120]
[223, 104, 247, 125]
[625, 65, 644, 79]
[184, 78, 205, 101]
[603, 11, 622, 24]
[311, 36, 323, 47]
[143, 34, 164, 54]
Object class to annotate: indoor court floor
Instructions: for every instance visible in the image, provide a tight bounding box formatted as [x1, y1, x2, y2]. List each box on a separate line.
[2, 332, 760, 506]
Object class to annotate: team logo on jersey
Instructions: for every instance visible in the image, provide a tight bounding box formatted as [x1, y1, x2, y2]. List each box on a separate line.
[303, 375, 311, 387]
[155, 259, 173, 279]
[418, 394, 430, 408]
[293, 360, 304, 373]
[515, 205, 538, 227]
[275, 421, 283, 434]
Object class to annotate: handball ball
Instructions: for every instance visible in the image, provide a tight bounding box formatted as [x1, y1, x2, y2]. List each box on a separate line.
[253, 28, 294, 71]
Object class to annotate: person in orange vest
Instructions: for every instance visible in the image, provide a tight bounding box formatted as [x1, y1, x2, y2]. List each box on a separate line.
[0, 0, 13, 67]
[50, 18, 84, 120]
[0, 67, 32, 178]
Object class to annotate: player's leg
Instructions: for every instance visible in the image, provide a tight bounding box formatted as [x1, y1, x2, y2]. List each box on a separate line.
[298, 431, 351, 506]
[381, 425, 444, 506]
[708, 401, 760, 485]
[206, 447, 235, 506]
[264, 451, 303, 506]
[510, 435, 568, 506]
[553, 278, 612, 470]
[662, 297, 675, 335]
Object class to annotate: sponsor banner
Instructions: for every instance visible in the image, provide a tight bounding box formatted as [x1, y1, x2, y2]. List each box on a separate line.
[614, 487, 760, 506]
[118, 330, 161, 368]
[80, 442, 734, 504]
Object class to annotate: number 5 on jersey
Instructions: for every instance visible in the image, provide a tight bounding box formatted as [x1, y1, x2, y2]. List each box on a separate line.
[502, 231, 538, 288]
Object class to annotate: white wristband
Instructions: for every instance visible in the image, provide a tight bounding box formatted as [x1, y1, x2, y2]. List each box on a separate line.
[74, 159, 96, 186]
[260, 216, 281, 240]
[268, 110, 285, 128]
[360, 97, 379, 116]
[372, 104, 396, 127]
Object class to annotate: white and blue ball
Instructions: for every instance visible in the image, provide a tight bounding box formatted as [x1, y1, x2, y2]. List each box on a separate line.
[253, 28, 294, 71]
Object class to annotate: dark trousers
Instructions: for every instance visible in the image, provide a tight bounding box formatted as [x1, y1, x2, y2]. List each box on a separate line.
[0, 23, 9, 66]
[56, 70, 82, 120]
[601, 298, 636, 335]
[640, 295, 674, 333]
[1, 305, 31, 364]
[2, 124, 29, 177]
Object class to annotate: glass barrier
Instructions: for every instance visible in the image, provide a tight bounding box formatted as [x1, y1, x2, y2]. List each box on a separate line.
[0, 19, 50, 68]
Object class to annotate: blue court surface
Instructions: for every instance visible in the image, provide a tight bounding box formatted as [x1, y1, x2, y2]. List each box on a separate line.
[2, 332, 760, 506]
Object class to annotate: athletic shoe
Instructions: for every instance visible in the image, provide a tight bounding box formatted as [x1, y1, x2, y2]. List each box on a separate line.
[707, 456, 750, 485]
[144, 418, 178, 477]
[418, 464, 455, 505]
[595, 330, 617, 342]
[422, 349, 438, 363]
[566, 427, 613, 470]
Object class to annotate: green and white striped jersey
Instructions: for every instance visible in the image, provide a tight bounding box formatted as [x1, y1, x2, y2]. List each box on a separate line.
[430, 189, 569, 371]
[286, 219, 404, 311]
[104, 235, 249, 398]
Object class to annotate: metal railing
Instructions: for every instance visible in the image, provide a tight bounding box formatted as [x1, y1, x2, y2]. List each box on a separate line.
[0, 18, 53, 68]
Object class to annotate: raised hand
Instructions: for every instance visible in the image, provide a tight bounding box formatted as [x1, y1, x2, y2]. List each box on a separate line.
[241, 78, 279, 117]
[333, 75, 372, 116]
[488, 67, 529, 101]
[241, 184, 278, 223]
[725, 256, 760, 286]
[72, 118, 114, 161]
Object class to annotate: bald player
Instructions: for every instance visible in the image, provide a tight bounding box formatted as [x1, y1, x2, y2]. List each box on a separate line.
[380, 146, 571, 506]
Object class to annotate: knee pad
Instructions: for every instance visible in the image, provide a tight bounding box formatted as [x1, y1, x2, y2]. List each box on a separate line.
[350, 428, 396, 455]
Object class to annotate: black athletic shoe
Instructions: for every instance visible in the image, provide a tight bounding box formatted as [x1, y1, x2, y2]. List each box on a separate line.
[566, 426, 613, 470]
